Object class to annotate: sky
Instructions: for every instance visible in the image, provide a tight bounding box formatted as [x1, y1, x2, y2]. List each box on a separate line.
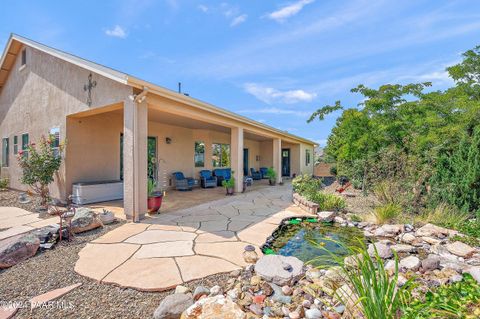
[1, 0, 480, 146]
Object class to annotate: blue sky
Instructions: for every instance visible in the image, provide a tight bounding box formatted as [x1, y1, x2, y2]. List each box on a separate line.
[1, 1, 480, 146]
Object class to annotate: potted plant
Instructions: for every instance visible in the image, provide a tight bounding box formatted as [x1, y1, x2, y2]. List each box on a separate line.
[147, 179, 163, 214]
[266, 167, 277, 186]
[222, 174, 235, 195]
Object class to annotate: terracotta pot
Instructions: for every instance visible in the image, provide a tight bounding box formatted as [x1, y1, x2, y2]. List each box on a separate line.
[148, 194, 163, 214]
[269, 179, 276, 186]
[225, 187, 234, 195]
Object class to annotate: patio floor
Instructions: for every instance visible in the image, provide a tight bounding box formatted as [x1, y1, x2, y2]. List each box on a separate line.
[74, 182, 311, 291]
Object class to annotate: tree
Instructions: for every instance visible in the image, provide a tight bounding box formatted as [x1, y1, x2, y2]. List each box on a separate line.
[17, 135, 64, 207]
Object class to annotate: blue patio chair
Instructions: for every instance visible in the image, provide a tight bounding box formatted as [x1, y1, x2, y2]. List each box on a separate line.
[199, 170, 217, 188]
[172, 172, 195, 191]
[250, 168, 262, 180]
[260, 167, 269, 179]
[213, 168, 232, 186]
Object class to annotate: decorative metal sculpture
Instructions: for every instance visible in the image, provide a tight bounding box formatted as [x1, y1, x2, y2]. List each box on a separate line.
[83, 73, 97, 106]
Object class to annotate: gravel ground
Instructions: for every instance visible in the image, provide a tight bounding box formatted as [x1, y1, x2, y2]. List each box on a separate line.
[0, 214, 231, 318]
[323, 181, 379, 217]
[0, 189, 42, 213]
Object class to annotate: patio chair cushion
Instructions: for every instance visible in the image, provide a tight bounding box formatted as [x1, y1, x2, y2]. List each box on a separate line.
[172, 171, 195, 190]
[213, 168, 232, 186]
[250, 168, 262, 180]
[259, 167, 269, 179]
[199, 170, 217, 188]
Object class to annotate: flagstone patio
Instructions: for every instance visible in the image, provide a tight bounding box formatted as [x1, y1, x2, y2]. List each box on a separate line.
[74, 183, 311, 291]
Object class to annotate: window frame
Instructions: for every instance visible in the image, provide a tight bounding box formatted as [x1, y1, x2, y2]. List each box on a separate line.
[194, 141, 205, 168]
[49, 127, 60, 157]
[305, 149, 311, 166]
[212, 143, 231, 168]
[21, 133, 29, 158]
[2, 137, 9, 167]
[13, 135, 18, 155]
[21, 48, 27, 66]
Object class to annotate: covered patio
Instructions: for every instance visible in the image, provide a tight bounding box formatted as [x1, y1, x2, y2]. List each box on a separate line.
[65, 87, 312, 220]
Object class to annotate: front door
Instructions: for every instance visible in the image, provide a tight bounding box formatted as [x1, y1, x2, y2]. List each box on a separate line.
[120, 134, 157, 180]
[243, 148, 249, 176]
[282, 148, 290, 177]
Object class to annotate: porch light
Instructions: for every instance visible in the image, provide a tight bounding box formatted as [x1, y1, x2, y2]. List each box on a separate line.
[166, 137, 172, 144]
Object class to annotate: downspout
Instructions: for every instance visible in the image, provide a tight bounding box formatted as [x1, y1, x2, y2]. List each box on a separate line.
[130, 87, 148, 222]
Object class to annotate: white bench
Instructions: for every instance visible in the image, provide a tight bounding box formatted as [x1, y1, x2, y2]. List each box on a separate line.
[72, 180, 123, 205]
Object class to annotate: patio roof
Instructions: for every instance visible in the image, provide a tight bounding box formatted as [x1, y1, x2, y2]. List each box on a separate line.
[0, 33, 316, 146]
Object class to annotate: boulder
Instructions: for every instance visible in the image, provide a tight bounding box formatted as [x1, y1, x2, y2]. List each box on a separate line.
[465, 266, 480, 284]
[368, 243, 393, 259]
[415, 223, 456, 238]
[154, 293, 193, 319]
[98, 210, 115, 225]
[391, 244, 414, 253]
[421, 256, 440, 271]
[71, 208, 103, 233]
[446, 241, 476, 258]
[181, 295, 246, 319]
[399, 256, 421, 271]
[0, 233, 40, 268]
[374, 224, 404, 237]
[400, 233, 416, 244]
[30, 225, 60, 244]
[193, 286, 209, 301]
[254, 255, 305, 286]
[317, 211, 336, 223]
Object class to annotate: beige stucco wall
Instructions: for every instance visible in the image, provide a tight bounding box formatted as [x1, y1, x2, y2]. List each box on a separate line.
[0, 45, 131, 199]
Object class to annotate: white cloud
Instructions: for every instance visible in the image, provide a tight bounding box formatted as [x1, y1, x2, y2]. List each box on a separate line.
[244, 83, 317, 104]
[105, 25, 127, 38]
[267, 0, 315, 22]
[231, 14, 247, 27]
[198, 4, 208, 13]
[239, 107, 311, 117]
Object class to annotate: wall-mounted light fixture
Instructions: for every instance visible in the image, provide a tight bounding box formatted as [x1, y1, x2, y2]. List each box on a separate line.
[166, 137, 172, 144]
[256, 155, 260, 161]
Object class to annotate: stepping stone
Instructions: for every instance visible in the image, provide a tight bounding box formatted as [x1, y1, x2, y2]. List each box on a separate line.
[195, 231, 237, 243]
[0, 207, 33, 220]
[195, 241, 261, 267]
[228, 220, 252, 232]
[237, 223, 278, 246]
[74, 243, 139, 280]
[30, 283, 82, 309]
[103, 257, 182, 291]
[125, 230, 196, 244]
[0, 306, 17, 319]
[134, 241, 194, 258]
[198, 220, 230, 232]
[176, 255, 239, 282]
[147, 224, 183, 232]
[92, 223, 148, 244]
[0, 225, 34, 241]
[175, 214, 227, 223]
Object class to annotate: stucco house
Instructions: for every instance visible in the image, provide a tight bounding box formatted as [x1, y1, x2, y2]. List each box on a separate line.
[0, 34, 315, 221]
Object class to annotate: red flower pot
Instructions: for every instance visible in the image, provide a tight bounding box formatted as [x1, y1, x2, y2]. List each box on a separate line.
[148, 194, 163, 214]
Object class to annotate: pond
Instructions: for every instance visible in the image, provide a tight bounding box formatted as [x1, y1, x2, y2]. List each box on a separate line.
[263, 218, 365, 267]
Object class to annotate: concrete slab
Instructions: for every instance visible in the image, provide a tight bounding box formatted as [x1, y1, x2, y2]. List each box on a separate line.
[176, 255, 240, 282]
[125, 230, 196, 244]
[133, 241, 194, 258]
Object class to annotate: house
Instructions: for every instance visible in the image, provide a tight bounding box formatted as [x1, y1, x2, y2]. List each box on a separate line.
[0, 34, 316, 221]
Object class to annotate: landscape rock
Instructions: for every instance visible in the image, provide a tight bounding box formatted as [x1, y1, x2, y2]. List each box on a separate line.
[29, 225, 59, 244]
[317, 211, 336, 223]
[0, 233, 40, 268]
[391, 244, 414, 253]
[193, 286, 210, 301]
[465, 266, 480, 284]
[305, 308, 322, 319]
[400, 233, 416, 244]
[98, 210, 115, 225]
[181, 295, 246, 319]
[421, 256, 440, 271]
[374, 224, 404, 237]
[368, 242, 393, 259]
[254, 255, 305, 286]
[446, 241, 476, 258]
[415, 223, 456, 238]
[70, 208, 103, 233]
[154, 293, 193, 319]
[399, 256, 421, 271]
[175, 285, 190, 294]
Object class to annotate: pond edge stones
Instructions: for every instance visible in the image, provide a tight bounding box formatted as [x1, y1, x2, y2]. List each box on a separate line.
[254, 255, 305, 286]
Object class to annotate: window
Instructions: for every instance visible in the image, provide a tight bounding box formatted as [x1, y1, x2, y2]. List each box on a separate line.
[194, 141, 205, 167]
[21, 48, 26, 66]
[50, 127, 60, 157]
[21, 133, 29, 157]
[2, 138, 9, 167]
[305, 149, 311, 166]
[13, 136, 18, 155]
[212, 143, 230, 168]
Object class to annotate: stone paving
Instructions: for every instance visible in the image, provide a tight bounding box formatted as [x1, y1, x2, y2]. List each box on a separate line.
[75, 183, 310, 291]
[0, 207, 58, 241]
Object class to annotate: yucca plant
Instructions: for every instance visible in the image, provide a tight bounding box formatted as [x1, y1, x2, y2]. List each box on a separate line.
[317, 240, 414, 319]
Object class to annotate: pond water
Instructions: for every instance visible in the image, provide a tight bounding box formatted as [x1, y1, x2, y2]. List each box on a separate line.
[265, 219, 365, 267]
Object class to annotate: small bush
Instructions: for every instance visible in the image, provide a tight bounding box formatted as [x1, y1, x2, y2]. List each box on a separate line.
[292, 174, 322, 195]
[372, 203, 402, 224]
[306, 192, 346, 211]
[373, 181, 399, 205]
[0, 178, 8, 190]
[417, 203, 469, 229]
[450, 234, 480, 247]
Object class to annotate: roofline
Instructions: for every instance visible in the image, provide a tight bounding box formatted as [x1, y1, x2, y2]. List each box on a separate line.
[1, 33, 317, 146]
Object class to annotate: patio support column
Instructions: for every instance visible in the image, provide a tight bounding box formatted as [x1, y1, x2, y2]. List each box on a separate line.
[273, 138, 282, 184]
[231, 127, 244, 193]
[123, 97, 148, 221]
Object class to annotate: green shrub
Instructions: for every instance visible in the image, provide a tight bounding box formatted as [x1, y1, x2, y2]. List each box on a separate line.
[306, 192, 346, 211]
[417, 203, 469, 229]
[450, 234, 480, 247]
[292, 174, 322, 195]
[320, 240, 413, 319]
[0, 178, 8, 190]
[372, 203, 402, 224]
[456, 218, 480, 239]
[402, 273, 480, 319]
[265, 167, 277, 182]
